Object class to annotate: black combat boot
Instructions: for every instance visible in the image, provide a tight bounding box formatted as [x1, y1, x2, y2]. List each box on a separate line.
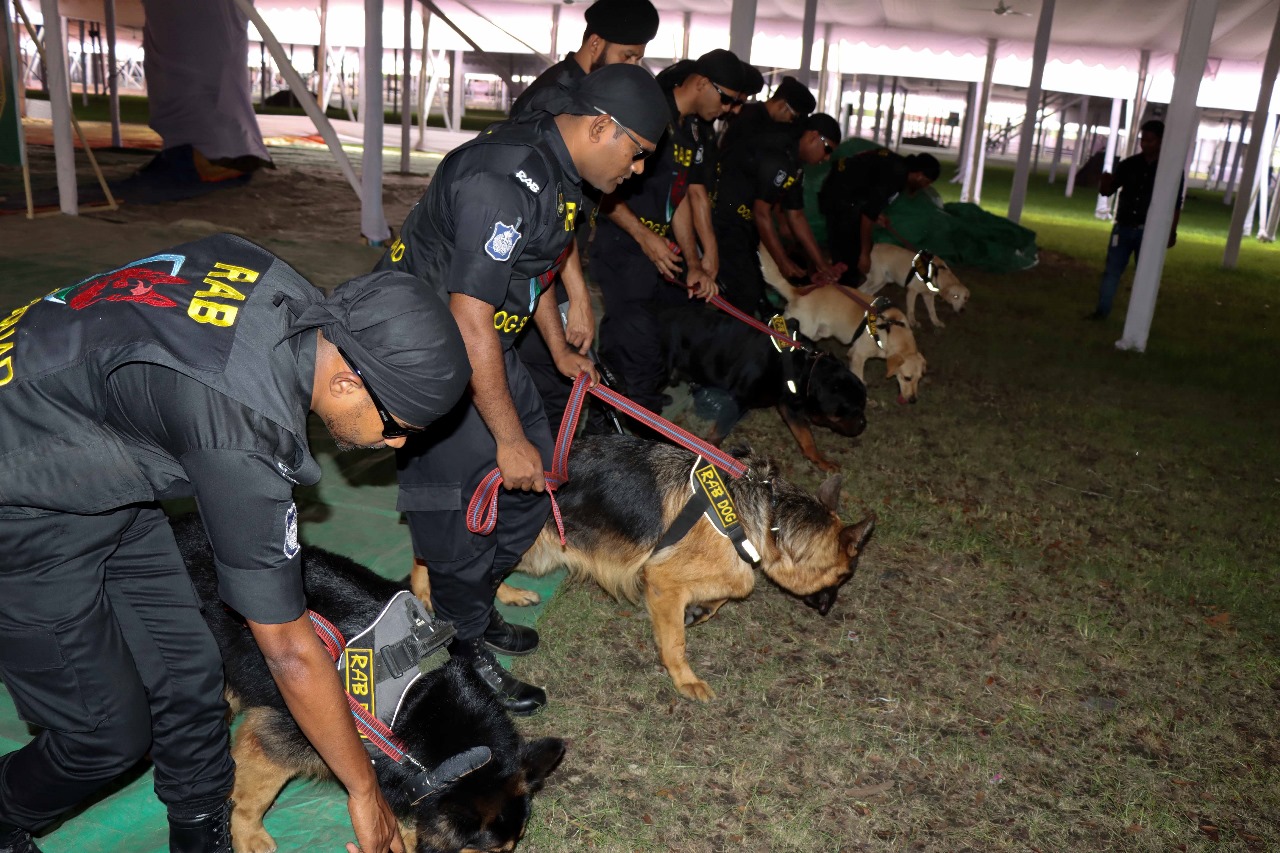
[0, 823, 43, 853]
[450, 637, 547, 716]
[483, 609, 539, 656]
[167, 798, 232, 853]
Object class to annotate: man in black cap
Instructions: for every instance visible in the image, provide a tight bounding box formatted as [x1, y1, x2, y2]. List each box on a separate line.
[819, 148, 941, 284]
[377, 63, 669, 716]
[0, 234, 470, 853]
[507, 0, 660, 436]
[712, 112, 842, 315]
[719, 75, 816, 153]
[590, 49, 748, 417]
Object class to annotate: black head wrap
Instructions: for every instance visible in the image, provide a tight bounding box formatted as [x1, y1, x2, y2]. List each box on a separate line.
[583, 0, 660, 45]
[774, 76, 816, 116]
[283, 271, 470, 428]
[694, 49, 747, 93]
[906, 153, 942, 182]
[536, 63, 669, 145]
[804, 112, 842, 146]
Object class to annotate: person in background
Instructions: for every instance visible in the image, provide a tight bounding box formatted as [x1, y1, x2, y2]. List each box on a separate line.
[1086, 119, 1181, 321]
[718, 75, 816, 153]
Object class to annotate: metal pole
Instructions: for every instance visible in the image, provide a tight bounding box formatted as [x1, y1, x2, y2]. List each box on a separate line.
[103, 0, 119, 147]
[1224, 1, 1280, 267]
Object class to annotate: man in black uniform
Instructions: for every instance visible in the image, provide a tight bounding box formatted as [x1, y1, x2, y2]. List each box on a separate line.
[0, 235, 470, 853]
[591, 49, 747, 415]
[818, 147, 940, 284]
[718, 75, 815, 153]
[712, 112, 841, 315]
[508, 0, 660, 435]
[377, 63, 669, 715]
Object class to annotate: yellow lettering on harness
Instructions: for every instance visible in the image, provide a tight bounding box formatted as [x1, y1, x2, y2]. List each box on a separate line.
[205, 262, 260, 284]
[390, 238, 406, 262]
[196, 279, 246, 301]
[343, 648, 376, 724]
[695, 464, 739, 530]
[187, 298, 239, 327]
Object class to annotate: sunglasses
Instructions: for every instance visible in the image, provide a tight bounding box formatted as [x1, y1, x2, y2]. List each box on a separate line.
[710, 80, 746, 108]
[594, 107, 651, 161]
[334, 344, 420, 440]
[820, 137, 834, 155]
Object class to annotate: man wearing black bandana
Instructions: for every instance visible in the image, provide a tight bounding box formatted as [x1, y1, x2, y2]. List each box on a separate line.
[0, 234, 469, 853]
[591, 49, 748, 417]
[376, 64, 669, 716]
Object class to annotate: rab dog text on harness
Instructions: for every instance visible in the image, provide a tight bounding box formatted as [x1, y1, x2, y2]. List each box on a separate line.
[656, 456, 761, 566]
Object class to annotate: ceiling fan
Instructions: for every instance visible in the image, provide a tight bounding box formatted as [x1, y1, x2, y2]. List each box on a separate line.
[968, 1, 1033, 16]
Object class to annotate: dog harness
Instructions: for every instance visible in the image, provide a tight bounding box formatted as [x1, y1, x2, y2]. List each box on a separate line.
[655, 456, 761, 566]
[902, 250, 940, 293]
[853, 295, 898, 350]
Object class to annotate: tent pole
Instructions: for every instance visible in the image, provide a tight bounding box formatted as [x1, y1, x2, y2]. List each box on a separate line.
[415, 12, 430, 150]
[31, 0, 76, 212]
[1095, 96, 1123, 220]
[1008, 0, 1054, 222]
[1065, 95, 1089, 198]
[962, 39, 995, 204]
[317, 0, 328, 109]
[1119, 0, 1218, 352]
[1224, 2, 1280, 267]
[361, 0, 389, 244]
[103, 0, 119, 147]
[798, 0, 816, 86]
[1126, 49, 1150, 157]
[400, 0, 411, 174]
[729, 0, 756, 63]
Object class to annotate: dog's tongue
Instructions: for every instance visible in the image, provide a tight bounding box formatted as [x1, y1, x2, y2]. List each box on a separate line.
[897, 393, 908, 406]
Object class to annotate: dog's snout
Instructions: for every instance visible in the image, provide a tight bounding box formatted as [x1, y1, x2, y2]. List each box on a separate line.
[802, 586, 838, 615]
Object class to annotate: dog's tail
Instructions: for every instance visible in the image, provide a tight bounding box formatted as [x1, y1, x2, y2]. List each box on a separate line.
[758, 250, 798, 303]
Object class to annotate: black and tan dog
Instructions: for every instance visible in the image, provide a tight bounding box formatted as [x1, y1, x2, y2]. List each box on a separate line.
[654, 301, 868, 472]
[177, 518, 565, 853]
[513, 434, 875, 702]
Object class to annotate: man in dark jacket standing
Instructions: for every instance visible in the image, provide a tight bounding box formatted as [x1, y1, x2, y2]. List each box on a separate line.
[0, 235, 470, 853]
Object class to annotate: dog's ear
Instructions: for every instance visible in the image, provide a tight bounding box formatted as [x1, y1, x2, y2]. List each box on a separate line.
[885, 353, 904, 378]
[840, 513, 876, 556]
[521, 737, 567, 792]
[816, 474, 843, 512]
[725, 442, 753, 458]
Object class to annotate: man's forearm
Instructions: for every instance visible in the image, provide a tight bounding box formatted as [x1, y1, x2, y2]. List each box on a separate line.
[687, 184, 718, 271]
[532, 290, 572, 362]
[755, 201, 791, 271]
[788, 209, 827, 268]
[451, 293, 523, 444]
[603, 198, 655, 244]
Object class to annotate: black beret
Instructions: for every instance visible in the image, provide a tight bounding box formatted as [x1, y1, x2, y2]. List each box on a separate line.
[694, 48, 747, 94]
[804, 112, 842, 146]
[584, 0, 659, 45]
[740, 62, 765, 96]
[905, 152, 941, 182]
[546, 63, 669, 145]
[774, 76, 816, 116]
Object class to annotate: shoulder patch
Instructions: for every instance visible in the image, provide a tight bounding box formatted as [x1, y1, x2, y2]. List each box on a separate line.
[485, 220, 523, 261]
[283, 503, 301, 559]
[510, 150, 549, 195]
[774, 169, 787, 186]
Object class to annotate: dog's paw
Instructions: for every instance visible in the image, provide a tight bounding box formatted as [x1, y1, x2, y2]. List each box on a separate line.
[676, 677, 716, 702]
[497, 581, 540, 607]
[232, 825, 277, 853]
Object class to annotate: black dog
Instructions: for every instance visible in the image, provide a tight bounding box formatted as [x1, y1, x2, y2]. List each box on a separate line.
[177, 518, 565, 853]
[655, 302, 867, 471]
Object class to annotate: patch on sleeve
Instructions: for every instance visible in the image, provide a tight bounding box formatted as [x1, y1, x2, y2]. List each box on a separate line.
[510, 150, 549, 195]
[283, 503, 301, 559]
[484, 221, 523, 262]
[774, 169, 787, 186]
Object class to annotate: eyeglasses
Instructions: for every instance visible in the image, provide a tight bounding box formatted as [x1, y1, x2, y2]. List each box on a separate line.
[820, 137, 834, 155]
[594, 107, 651, 161]
[710, 81, 746, 108]
[334, 344, 420, 440]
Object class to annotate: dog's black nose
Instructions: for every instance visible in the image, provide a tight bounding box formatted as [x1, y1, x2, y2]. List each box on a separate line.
[802, 587, 838, 616]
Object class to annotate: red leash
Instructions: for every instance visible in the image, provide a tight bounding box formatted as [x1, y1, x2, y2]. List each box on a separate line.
[466, 374, 747, 543]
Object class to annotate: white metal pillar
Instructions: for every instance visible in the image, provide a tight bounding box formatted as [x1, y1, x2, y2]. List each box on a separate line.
[103, 0, 119, 147]
[361, 0, 389, 244]
[1065, 96, 1090, 198]
[1224, 2, 1280, 267]
[1126, 49, 1151, 157]
[798, 0, 817, 84]
[38, 0, 77, 213]
[1119, 0, 1218, 353]
[1244, 113, 1276, 234]
[1224, 114, 1249, 205]
[962, 39, 996, 204]
[681, 11, 690, 60]
[729, 0, 756, 64]
[400, 0, 412, 174]
[1095, 97, 1124, 219]
[1007, 0, 1055, 222]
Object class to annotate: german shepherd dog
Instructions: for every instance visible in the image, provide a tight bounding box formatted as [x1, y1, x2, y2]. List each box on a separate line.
[654, 301, 868, 472]
[176, 518, 565, 853]
[515, 434, 876, 702]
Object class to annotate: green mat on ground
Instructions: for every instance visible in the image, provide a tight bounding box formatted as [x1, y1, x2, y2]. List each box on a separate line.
[0, 427, 564, 851]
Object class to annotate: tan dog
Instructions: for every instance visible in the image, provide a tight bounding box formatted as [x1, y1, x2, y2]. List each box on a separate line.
[860, 243, 968, 329]
[759, 249, 875, 344]
[847, 306, 927, 405]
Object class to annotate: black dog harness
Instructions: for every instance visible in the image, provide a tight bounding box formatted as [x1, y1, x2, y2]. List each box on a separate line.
[852, 295, 898, 351]
[655, 457, 761, 566]
[902, 250, 939, 293]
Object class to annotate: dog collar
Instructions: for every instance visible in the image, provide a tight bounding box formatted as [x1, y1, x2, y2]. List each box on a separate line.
[655, 457, 760, 566]
[854, 296, 896, 351]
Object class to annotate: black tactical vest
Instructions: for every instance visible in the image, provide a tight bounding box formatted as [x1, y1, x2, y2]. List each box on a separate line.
[0, 233, 323, 513]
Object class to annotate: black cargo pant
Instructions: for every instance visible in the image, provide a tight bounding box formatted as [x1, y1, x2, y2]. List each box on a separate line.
[0, 504, 233, 834]
[395, 349, 553, 642]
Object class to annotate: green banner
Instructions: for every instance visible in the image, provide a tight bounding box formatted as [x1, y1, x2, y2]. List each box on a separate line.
[1, 14, 24, 167]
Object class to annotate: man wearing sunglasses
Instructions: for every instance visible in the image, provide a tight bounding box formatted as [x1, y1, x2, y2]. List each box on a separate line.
[375, 64, 668, 716]
[0, 234, 470, 853]
[711, 112, 843, 316]
[589, 48, 748, 420]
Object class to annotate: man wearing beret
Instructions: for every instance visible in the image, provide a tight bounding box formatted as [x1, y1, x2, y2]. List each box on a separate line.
[591, 49, 749, 417]
[720, 75, 816, 153]
[0, 234, 471, 853]
[819, 148, 941, 284]
[377, 64, 669, 716]
[712, 112, 842, 314]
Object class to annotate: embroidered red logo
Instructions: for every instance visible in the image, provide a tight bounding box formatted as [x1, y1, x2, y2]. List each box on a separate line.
[68, 267, 189, 310]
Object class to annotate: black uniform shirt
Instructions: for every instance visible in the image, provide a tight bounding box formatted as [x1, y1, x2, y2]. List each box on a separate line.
[712, 129, 806, 240]
[509, 53, 587, 118]
[597, 89, 712, 243]
[1108, 152, 1184, 227]
[377, 114, 582, 349]
[819, 146, 908, 220]
[717, 101, 794, 154]
[103, 360, 313, 624]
